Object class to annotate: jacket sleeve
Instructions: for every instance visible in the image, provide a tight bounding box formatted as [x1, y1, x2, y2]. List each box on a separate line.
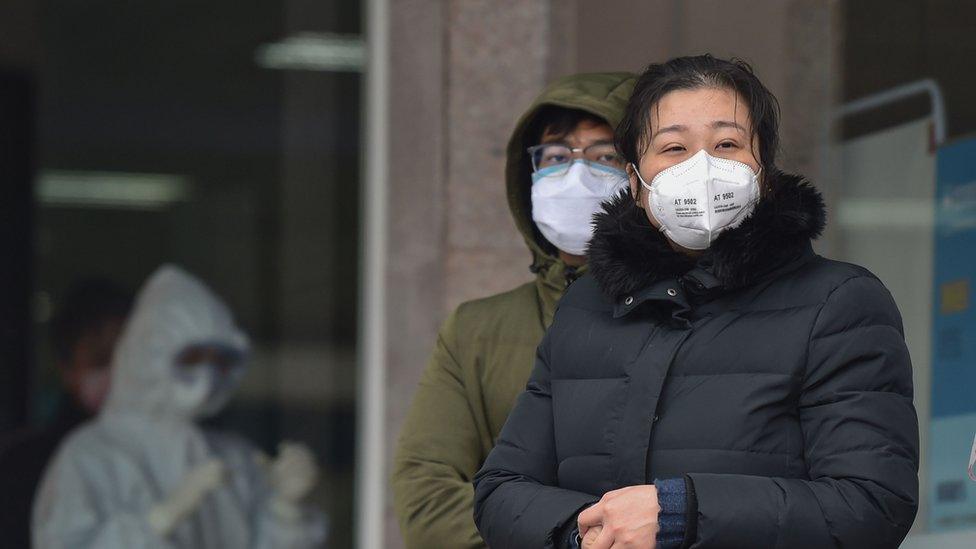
[687, 275, 919, 548]
[392, 310, 489, 549]
[473, 327, 600, 548]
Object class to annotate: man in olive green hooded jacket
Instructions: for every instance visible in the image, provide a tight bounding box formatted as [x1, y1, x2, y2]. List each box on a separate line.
[392, 72, 635, 549]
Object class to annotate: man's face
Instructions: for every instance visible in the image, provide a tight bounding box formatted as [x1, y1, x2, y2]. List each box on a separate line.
[62, 318, 125, 414]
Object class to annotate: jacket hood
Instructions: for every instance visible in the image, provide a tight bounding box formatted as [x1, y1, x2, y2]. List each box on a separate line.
[506, 72, 636, 272]
[102, 265, 250, 419]
[587, 171, 827, 300]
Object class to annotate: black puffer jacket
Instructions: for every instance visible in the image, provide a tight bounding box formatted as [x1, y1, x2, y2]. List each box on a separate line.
[473, 172, 919, 548]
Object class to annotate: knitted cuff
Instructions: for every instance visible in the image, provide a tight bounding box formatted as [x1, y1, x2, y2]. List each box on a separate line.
[684, 475, 698, 548]
[654, 477, 687, 549]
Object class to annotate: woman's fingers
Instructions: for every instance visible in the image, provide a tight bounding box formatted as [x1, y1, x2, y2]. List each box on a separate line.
[609, 541, 656, 549]
[589, 524, 615, 549]
[580, 525, 602, 548]
[578, 502, 604, 527]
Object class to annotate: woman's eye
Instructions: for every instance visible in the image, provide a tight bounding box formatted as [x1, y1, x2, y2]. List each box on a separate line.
[545, 154, 568, 163]
[663, 145, 685, 153]
[716, 141, 737, 150]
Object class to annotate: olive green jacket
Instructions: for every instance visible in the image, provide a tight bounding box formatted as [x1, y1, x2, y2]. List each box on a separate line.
[392, 72, 635, 549]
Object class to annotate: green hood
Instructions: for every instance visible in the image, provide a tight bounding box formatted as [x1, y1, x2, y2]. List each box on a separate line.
[505, 72, 636, 272]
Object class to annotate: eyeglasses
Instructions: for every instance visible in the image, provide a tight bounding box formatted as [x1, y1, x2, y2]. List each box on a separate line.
[527, 142, 626, 177]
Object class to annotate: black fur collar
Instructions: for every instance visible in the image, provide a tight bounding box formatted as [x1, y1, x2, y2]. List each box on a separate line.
[586, 171, 827, 300]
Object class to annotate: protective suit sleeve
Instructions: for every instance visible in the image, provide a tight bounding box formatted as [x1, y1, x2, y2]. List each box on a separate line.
[32, 448, 176, 549]
[248, 445, 328, 549]
[254, 501, 328, 549]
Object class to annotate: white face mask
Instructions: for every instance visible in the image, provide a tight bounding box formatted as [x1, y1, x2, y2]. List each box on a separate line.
[635, 149, 760, 250]
[531, 160, 629, 256]
[171, 362, 240, 418]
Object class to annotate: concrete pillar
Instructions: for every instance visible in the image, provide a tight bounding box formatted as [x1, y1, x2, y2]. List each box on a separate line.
[383, 1, 449, 545]
[443, 0, 550, 307]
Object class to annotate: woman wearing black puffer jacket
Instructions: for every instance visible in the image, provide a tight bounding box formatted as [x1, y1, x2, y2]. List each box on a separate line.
[473, 55, 919, 549]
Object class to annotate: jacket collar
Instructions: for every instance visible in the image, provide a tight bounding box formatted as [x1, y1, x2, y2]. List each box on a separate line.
[586, 170, 826, 310]
[535, 260, 587, 327]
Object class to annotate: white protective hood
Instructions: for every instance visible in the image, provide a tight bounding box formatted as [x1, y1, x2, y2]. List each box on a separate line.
[102, 265, 250, 419]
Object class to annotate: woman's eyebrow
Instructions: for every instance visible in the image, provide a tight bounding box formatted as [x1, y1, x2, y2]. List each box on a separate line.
[651, 124, 687, 139]
[711, 120, 747, 132]
[651, 120, 746, 140]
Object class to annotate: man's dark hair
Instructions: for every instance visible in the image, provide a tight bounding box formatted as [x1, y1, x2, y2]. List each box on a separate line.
[615, 54, 781, 176]
[526, 105, 607, 146]
[50, 278, 133, 363]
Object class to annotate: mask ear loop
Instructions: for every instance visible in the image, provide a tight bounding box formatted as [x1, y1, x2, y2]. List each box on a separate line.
[628, 162, 643, 204]
[630, 162, 668, 234]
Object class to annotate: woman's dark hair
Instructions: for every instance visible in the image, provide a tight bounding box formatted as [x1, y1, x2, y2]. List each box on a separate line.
[615, 54, 780, 175]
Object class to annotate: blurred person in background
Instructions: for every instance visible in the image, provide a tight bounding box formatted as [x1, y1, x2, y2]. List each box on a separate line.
[32, 265, 327, 549]
[0, 278, 132, 549]
[474, 55, 919, 548]
[393, 72, 635, 548]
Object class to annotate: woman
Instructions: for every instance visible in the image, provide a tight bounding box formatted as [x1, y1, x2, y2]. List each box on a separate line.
[393, 72, 635, 548]
[473, 55, 919, 549]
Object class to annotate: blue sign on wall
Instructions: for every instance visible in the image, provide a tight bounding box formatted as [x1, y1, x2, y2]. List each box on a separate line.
[929, 137, 976, 531]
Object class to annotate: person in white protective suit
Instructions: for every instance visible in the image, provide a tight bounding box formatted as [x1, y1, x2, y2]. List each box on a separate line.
[32, 265, 327, 548]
